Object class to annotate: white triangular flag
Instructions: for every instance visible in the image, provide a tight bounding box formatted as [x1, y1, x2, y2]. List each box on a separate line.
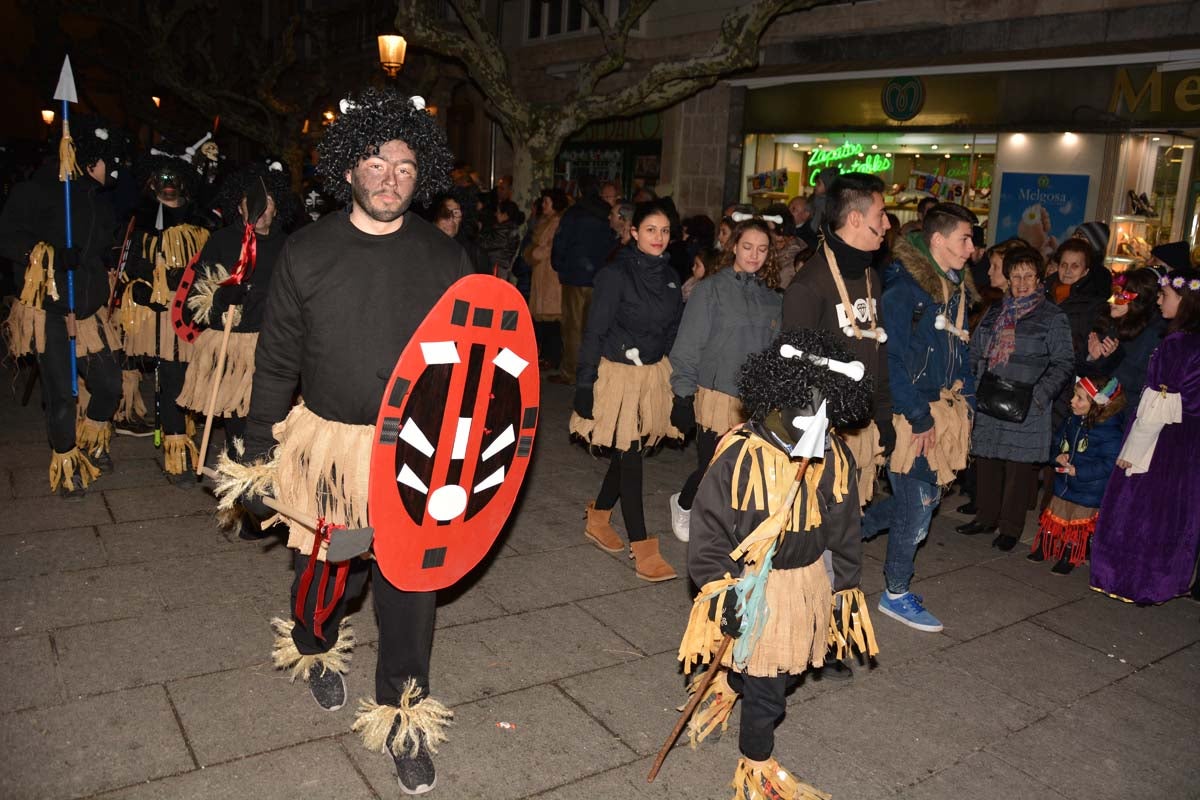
[53, 56, 78, 104]
[789, 400, 829, 460]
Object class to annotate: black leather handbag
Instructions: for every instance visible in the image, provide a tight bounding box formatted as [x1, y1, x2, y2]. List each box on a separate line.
[976, 371, 1034, 423]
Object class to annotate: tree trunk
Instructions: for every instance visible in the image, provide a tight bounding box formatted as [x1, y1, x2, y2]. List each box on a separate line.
[510, 142, 557, 219]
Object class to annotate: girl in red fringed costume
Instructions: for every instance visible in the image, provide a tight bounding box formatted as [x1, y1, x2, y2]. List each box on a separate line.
[1029, 376, 1126, 574]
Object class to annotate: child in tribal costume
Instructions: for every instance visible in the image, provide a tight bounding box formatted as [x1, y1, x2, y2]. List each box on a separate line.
[678, 329, 879, 800]
[177, 163, 298, 534]
[215, 89, 470, 796]
[118, 150, 214, 482]
[0, 116, 125, 498]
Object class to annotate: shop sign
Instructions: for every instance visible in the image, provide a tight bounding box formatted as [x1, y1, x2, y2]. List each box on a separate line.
[748, 167, 788, 195]
[1109, 67, 1200, 115]
[807, 143, 892, 183]
[881, 76, 925, 121]
[995, 172, 1090, 256]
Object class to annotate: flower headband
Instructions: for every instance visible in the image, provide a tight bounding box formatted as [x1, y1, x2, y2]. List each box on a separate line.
[1076, 376, 1121, 406]
[1159, 275, 1200, 292]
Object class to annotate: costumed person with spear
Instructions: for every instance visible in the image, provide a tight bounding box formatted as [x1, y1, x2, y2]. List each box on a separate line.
[0, 59, 123, 499]
[117, 144, 215, 483]
[176, 161, 300, 537]
[216, 88, 472, 795]
[666, 328, 879, 799]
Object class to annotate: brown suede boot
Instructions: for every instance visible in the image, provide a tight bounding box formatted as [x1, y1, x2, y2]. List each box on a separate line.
[630, 537, 677, 582]
[585, 502, 624, 553]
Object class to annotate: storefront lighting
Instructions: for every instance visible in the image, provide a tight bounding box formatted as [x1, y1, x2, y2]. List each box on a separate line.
[931, 144, 938, 150]
[884, 153, 892, 158]
[871, 144, 878, 150]
[806, 141, 892, 185]
[1011, 133, 1027, 146]
[944, 153, 951, 159]
[963, 144, 971, 150]
[1063, 132, 1078, 144]
[1151, 136, 1161, 141]
[792, 143, 800, 149]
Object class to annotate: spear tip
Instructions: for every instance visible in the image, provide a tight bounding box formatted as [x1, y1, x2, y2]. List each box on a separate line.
[53, 55, 78, 104]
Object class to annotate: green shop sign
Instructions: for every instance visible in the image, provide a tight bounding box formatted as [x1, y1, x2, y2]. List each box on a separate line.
[807, 143, 892, 184]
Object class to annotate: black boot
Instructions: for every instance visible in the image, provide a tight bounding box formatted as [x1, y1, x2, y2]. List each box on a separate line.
[957, 519, 997, 535]
[1050, 545, 1074, 575]
[1027, 541, 1045, 562]
[956, 500, 977, 515]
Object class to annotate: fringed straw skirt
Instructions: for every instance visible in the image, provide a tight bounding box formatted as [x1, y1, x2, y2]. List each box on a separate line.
[569, 357, 682, 451]
[271, 402, 375, 561]
[889, 384, 970, 486]
[695, 386, 745, 436]
[177, 329, 257, 417]
[722, 560, 832, 677]
[839, 420, 883, 505]
[4, 304, 107, 358]
[122, 303, 193, 361]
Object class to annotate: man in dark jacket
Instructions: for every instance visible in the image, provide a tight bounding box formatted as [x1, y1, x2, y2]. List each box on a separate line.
[551, 173, 615, 384]
[866, 203, 978, 634]
[0, 119, 123, 498]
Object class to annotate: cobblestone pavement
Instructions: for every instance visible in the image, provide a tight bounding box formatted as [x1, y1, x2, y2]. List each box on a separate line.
[1, 367, 1197, 800]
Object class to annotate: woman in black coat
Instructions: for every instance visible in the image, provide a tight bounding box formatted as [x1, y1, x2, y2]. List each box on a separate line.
[1079, 267, 1166, 399]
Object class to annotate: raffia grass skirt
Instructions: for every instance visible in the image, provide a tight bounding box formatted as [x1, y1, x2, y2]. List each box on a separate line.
[890, 384, 970, 486]
[123, 305, 193, 361]
[271, 402, 374, 561]
[4, 303, 106, 358]
[177, 330, 257, 417]
[695, 387, 745, 435]
[839, 421, 883, 505]
[569, 357, 682, 451]
[721, 560, 832, 677]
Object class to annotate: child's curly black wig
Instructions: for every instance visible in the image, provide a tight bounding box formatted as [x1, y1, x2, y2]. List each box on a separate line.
[215, 163, 303, 232]
[738, 328, 873, 428]
[316, 87, 452, 207]
[70, 113, 129, 171]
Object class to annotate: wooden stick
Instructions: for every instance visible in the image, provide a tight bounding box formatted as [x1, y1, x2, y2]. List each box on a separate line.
[195, 310, 237, 475]
[200, 466, 319, 530]
[647, 634, 732, 783]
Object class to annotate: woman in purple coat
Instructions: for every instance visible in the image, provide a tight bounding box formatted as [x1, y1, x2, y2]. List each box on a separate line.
[1090, 268, 1200, 604]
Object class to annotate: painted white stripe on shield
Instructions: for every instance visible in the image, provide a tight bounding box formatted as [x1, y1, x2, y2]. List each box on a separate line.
[399, 418, 435, 457]
[420, 341, 459, 365]
[452, 417, 471, 460]
[397, 463, 429, 494]
[480, 425, 515, 461]
[493, 347, 528, 377]
[474, 467, 505, 493]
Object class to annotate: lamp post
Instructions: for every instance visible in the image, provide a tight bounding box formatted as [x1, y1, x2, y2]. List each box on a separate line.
[377, 34, 407, 78]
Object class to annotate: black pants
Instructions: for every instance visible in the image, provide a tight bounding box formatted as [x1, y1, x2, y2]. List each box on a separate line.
[678, 428, 719, 510]
[533, 320, 562, 369]
[727, 670, 789, 761]
[290, 554, 437, 704]
[975, 457, 1037, 540]
[224, 414, 247, 457]
[39, 313, 120, 453]
[595, 445, 646, 542]
[157, 359, 189, 436]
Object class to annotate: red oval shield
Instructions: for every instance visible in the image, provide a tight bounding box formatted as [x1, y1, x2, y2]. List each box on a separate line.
[369, 275, 540, 591]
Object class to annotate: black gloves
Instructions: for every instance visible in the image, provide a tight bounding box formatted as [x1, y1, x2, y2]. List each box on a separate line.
[129, 282, 167, 312]
[213, 283, 250, 309]
[719, 588, 741, 638]
[877, 416, 896, 458]
[58, 246, 81, 271]
[573, 386, 594, 420]
[238, 488, 275, 522]
[671, 394, 695, 434]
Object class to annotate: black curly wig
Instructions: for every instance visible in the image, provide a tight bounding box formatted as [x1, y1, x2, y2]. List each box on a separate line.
[214, 163, 303, 233]
[70, 113, 129, 172]
[738, 328, 873, 427]
[316, 87, 452, 208]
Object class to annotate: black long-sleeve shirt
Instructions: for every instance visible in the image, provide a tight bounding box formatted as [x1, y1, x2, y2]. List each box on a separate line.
[193, 222, 287, 333]
[244, 211, 472, 460]
[0, 164, 116, 319]
[687, 426, 863, 592]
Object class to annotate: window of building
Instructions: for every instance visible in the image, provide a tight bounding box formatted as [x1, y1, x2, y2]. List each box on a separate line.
[526, 0, 641, 41]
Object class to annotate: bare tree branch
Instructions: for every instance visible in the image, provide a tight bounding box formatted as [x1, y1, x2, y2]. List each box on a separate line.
[574, 0, 655, 98]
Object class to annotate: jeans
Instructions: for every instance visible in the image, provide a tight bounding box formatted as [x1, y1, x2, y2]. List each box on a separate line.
[864, 470, 941, 594]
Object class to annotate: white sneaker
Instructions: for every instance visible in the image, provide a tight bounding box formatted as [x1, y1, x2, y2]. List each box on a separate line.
[669, 492, 691, 542]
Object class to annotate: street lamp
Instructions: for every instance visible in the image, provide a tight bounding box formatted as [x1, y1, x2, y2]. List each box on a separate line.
[377, 34, 407, 78]
[151, 96, 161, 108]
[41, 109, 55, 126]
